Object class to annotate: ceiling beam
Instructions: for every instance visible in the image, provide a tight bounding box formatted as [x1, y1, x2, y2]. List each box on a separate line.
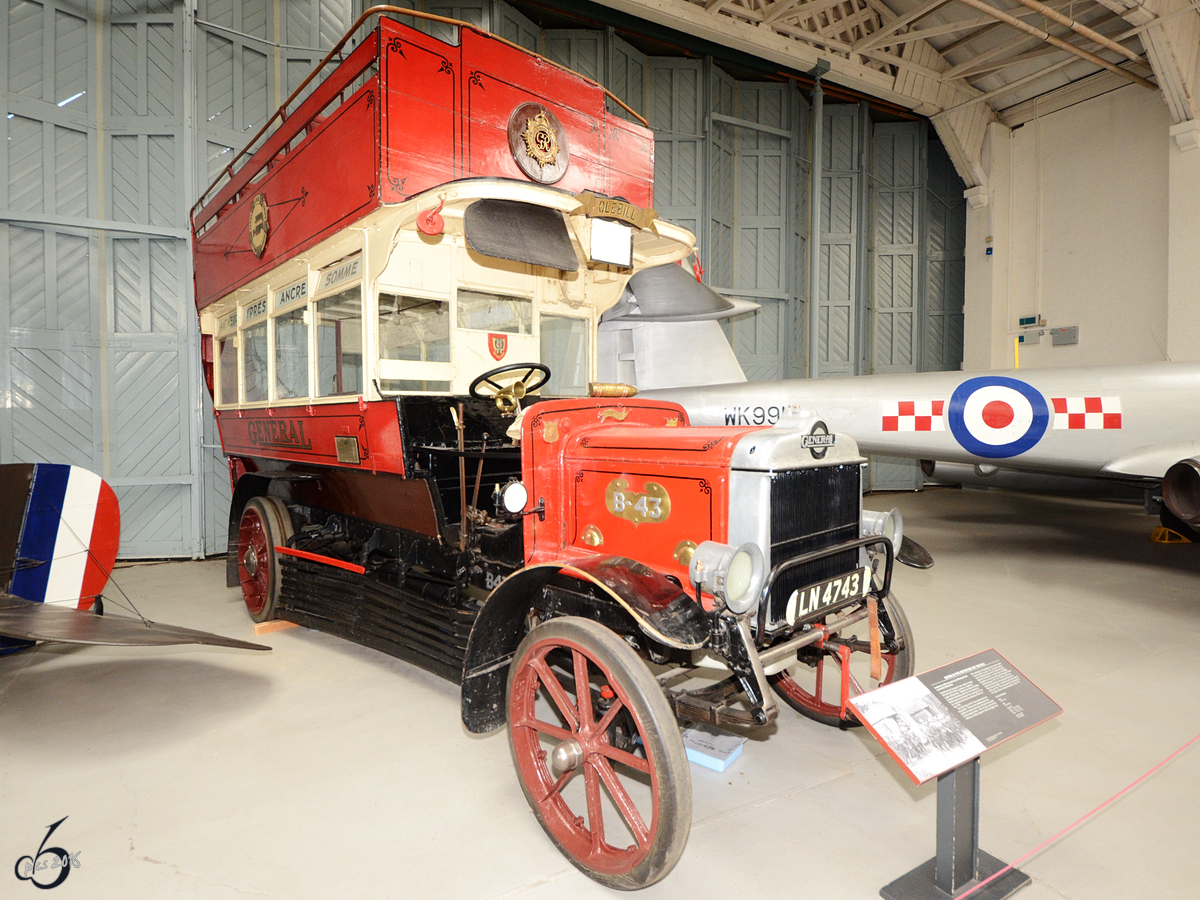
[1113, 0, 1200, 124]
[1006, 0, 1142, 61]
[762, 0, 855, 26]
[942, 11, 1124, 81]
[878, 0, 1093, 49]
[853, 0, 952, 53]
[949, 0, 1157, 88]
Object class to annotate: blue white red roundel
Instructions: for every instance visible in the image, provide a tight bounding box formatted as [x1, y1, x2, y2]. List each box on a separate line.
[947, 376, 1049, 458]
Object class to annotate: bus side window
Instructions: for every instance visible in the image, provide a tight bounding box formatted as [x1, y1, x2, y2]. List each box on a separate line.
[243, 321, 268, 403]
[540, 315, 590, 396]
[275, 306, 309, 399]
[316, 285, 363, 397]
[217, 333, 238, 405]
[380, 293, 450, 362]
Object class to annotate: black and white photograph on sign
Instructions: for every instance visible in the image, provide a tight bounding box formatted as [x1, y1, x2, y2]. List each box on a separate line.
[851, 677, 986, 784]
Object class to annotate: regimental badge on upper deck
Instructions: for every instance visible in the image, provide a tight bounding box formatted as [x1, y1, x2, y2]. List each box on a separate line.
[507, 103, 570, 185]
[249, 194, 270, 257]
[522, 111, 559, 166]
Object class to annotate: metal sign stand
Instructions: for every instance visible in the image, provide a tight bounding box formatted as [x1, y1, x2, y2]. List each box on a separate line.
[881, 758, 1030, 900]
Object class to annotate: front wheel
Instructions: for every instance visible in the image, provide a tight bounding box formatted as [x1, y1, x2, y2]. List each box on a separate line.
[769, 592, 915, 728]
[507, 617, 691, 890]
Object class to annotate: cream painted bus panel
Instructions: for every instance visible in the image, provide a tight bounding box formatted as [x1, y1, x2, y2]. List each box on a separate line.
[380, 233, 453, 295]
[452, 332, 540, 395]
[459, 246, 534, 294]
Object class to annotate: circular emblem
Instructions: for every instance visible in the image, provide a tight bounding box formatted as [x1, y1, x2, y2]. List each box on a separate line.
[507, 103, 569, 185]
[947, 376, 1049, 458]
[805, 420, 832, 460]
[248, 194, 269, 258]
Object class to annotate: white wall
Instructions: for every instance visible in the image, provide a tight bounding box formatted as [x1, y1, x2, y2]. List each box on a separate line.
[1167, 124, 1200, 361]
[963, 84, 1174, 371]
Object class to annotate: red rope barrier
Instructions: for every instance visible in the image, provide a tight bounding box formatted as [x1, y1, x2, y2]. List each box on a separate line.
[957, 731, 1200, 898]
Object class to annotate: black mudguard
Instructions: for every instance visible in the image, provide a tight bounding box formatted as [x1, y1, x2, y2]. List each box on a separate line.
[460, 557, 708, 734]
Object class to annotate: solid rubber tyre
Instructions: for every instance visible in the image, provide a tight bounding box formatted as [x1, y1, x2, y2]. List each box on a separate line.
[236, 496, 293, 623]
[769, 592, 915, 728]
[507, 616, 691, 890]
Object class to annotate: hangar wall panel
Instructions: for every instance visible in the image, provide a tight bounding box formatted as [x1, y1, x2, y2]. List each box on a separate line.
[925, 138, 965, 371]
[818, 103, 868, 379]
[726, 82, 802, 383]
[871, 121, 923, 491]
[873, 122, 923, 376]
[646, 57, 705, 242]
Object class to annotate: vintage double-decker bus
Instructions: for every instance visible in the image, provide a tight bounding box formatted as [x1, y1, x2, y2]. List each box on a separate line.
[191, 8, 915, 888]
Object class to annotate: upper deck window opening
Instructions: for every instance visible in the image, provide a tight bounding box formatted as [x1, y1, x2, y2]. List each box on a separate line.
[457, 290, 532, 335]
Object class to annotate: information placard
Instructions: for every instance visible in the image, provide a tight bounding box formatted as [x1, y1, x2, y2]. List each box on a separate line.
[849, 649, 1061, 785]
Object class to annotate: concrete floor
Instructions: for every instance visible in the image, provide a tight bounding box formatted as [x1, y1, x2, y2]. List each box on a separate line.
[3, 487, 1199, 899]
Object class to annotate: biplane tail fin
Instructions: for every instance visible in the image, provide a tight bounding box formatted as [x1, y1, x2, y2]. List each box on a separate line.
[3, 463, 120, 609]
[0, 463, 268, 653]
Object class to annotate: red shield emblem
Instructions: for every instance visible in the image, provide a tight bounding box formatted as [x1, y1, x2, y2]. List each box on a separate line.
[489, 333, 508, 361]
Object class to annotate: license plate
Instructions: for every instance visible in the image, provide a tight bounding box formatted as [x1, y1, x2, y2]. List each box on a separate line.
[785, 566, 872, 625]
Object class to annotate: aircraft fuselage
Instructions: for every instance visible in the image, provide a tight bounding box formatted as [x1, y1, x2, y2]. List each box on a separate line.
[646, 362, 1200, 482]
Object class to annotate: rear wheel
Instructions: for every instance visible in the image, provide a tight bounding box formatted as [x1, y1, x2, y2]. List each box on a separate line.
[769, 592, 915, 728]
[507, 616, 691, 890]
[236, 496, 293, 623]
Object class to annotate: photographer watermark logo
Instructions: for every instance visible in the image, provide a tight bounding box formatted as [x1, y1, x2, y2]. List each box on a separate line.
[13, 817, 80, 889]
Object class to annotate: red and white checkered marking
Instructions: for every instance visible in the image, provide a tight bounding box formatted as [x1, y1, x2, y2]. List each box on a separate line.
[882, 400, 945, 432]
[1051, 396, 1121, 430]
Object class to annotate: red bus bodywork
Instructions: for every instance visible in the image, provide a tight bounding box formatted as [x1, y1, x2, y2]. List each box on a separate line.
[192, 16, 654, 310]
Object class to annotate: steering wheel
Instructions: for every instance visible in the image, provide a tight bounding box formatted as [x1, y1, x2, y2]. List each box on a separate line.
[469, 362, 551, 414]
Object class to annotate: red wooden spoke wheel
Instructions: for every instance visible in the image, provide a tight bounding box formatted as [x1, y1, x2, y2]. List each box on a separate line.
[507, 617, 691, 890]
[770, 592, 915, 728]
[236, 496, 293, 623]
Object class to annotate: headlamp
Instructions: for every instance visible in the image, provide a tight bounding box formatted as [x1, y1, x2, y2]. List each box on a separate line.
[688, 540, 766, 614]
[862, 507, 903, 557]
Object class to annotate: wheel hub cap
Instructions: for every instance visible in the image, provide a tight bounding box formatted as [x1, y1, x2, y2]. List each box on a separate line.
[243, 546, 259, 577]
[550, 738, 583, 774]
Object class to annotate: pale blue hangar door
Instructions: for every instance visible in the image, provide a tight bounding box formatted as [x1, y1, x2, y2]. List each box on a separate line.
[0, 0, 358, 558]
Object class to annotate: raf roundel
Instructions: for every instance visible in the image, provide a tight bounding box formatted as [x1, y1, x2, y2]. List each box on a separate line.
[947, 375, 1050, 458]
